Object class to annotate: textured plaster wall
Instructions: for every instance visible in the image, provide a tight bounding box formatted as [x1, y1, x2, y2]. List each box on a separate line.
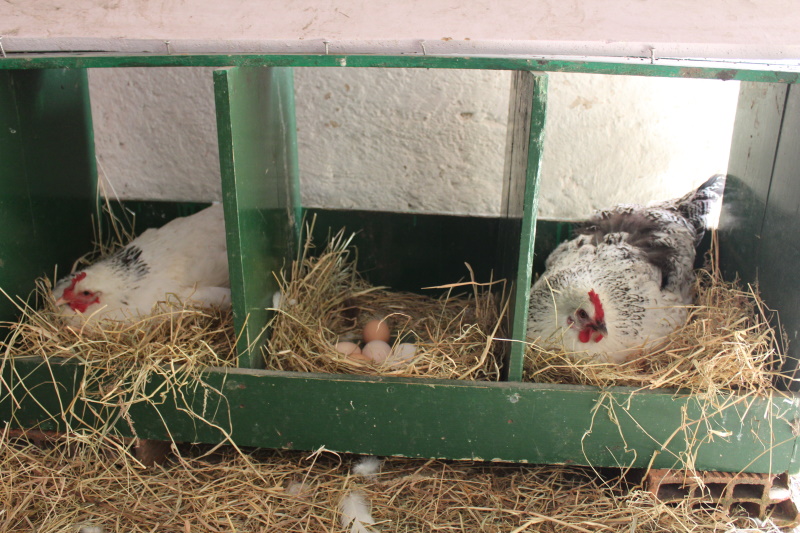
[539, 73, 739, 219]
[88, 68, 739, 220]
[294, 68, 510, 215]
[90, 67, 222, 202]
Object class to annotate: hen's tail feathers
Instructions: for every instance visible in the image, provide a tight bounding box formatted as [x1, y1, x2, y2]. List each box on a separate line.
[678, 174, 726, 245]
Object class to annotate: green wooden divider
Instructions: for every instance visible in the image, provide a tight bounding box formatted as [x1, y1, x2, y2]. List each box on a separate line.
[721, 82, 800, 389]
[0, 69, 97, 324]
[719, 82, 788, 289]
[214, 66, 301, 368]
[502, 72, 548, 381]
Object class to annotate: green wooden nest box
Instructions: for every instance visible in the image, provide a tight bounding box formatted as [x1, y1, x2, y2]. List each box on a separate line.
[1, 56, 799, 477]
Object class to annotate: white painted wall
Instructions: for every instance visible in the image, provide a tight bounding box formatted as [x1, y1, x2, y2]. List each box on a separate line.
[90, 68, 222, 202]
[538, 73, 740, 219]
[294, 68, 510, 215]
[88, 67, 740, 220]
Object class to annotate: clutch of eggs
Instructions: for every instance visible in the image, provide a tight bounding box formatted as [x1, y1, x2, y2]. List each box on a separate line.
[332, 318, 419, 366]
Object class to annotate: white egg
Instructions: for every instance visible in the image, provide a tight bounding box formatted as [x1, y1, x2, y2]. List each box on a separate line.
[386, 343, 418, 366]
[362, 340, 392, 363]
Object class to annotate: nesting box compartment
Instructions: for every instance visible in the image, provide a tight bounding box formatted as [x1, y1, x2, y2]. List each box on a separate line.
[2, 58, 800, 477]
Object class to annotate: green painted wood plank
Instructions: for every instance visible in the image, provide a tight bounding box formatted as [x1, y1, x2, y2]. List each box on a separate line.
[307, 209, 502, 293]
[3, 357, 799, 474]
[0, 54, 797, 83]
[718, 82, 800, 389]
[748, 85, 800, 389]
[99, 204, 568, 297]
[503, 72, 548, 381]
[719, 82, 788, 286]
[0, 69, 97, 324]
[214, 67, 301, 369]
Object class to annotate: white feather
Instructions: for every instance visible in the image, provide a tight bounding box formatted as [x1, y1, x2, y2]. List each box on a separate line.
[352, 456, 381, 480]
[272, 291, 284, 309]
[339, 490, 377, 533]
[285, 481, 308, 497]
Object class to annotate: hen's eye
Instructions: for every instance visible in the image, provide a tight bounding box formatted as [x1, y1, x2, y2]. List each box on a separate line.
[576, 309, 589, 320]
[82, 291, 92, 297]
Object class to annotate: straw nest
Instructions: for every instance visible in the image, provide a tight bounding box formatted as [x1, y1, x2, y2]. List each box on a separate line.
[3, 431, 779, 533]
[265, 226, 507, 380]
[1, 278, 236, 368]
[524, 236, 785, 395]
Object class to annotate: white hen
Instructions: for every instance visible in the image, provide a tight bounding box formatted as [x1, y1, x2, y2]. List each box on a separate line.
[53, 203, 230, 325]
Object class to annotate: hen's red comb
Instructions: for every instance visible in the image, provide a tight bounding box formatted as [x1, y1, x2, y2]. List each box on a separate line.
[588, 290, 604, 322]
[65, 272, 87, 293]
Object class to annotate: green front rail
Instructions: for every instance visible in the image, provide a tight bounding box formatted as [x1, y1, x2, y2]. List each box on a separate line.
[3, 356, 799, 474]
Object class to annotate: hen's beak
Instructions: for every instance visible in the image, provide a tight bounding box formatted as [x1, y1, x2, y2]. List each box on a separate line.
[55, 297, 68, 307]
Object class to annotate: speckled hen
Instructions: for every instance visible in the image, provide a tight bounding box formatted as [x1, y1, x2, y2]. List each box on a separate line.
[526, 175, 725, 363]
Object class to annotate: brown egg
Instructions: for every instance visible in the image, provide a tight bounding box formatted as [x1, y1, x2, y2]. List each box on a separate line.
[362, 319, 390, 343]
[335, 341, 362, 356]
[362, 340, 392, 363]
